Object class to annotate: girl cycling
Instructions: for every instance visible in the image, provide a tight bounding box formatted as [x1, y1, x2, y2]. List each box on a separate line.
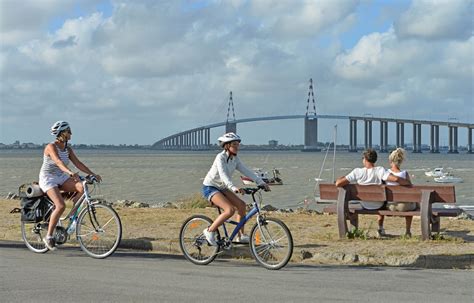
[202, 132, 270, 245]
[39, 121, 102, 251]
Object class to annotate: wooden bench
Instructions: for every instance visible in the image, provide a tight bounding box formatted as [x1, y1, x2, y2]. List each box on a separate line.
[319, 184, 462, 240]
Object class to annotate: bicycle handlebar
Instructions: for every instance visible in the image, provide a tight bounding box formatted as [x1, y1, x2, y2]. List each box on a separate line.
[79, 175, 100, 184]
[242, 185, 269, 195]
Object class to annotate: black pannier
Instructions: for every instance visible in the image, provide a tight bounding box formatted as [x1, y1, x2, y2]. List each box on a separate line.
[20, 196, 52, 223]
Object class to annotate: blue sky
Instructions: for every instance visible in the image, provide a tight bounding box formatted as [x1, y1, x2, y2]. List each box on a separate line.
[1, 0, 472, 146]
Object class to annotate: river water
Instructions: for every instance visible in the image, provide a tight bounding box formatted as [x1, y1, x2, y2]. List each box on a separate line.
[1, 149, 473, 209]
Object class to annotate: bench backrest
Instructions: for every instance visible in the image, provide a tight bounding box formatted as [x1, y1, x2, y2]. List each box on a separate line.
[319, 184, 456, 203]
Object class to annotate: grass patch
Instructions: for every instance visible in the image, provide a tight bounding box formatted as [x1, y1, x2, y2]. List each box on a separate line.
[176, 193, 209, 209]
[346, 228, 370, 240]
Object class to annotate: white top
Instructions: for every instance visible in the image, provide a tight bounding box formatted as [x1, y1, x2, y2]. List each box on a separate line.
[203, 151, 264, 192]
[39, 143, 70, 177]
[345, 166, 390, 185]
[345, 166, 390, 210]
[386, 169, 407, 185]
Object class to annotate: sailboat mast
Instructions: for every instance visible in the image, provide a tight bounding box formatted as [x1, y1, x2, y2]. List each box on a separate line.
[332, 125, 337, 183]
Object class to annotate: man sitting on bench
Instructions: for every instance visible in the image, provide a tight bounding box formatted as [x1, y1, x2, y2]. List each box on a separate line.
[335, 148, 411, 236]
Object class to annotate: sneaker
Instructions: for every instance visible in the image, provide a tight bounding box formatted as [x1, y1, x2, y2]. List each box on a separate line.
[43, 236, 57, 251]
[236, 234, 250, 243]
[203, 228, 217, 246]
[377, 227, 386, 237]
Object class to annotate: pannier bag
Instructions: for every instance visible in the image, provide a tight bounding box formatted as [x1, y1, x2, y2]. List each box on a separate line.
[20, 196, 51, 223]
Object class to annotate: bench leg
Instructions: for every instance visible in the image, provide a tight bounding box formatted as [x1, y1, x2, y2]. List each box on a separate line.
[420, 190, 434, 240]
[337, 188, 350, 239]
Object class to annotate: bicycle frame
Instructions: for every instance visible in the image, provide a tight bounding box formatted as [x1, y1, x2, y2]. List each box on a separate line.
[50, 176, 97, 234]
[217, 188, 264, 244]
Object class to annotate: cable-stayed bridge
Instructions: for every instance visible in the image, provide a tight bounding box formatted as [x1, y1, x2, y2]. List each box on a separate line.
[152, 80, 473, 153]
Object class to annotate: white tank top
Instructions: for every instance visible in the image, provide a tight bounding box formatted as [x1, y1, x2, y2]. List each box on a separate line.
[39, 143, 70, 176]
[386, 169, 407, 185]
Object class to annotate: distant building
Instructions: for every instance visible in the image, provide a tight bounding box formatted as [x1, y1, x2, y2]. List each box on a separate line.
[268, 140, 278, 147]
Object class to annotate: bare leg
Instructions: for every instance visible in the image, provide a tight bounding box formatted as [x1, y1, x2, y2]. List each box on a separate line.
[45, 187, 66, 237]
[405, 216, 413, 236]
[377, 215, 385, 229]
[222, 190, 247, 234]
[59, 178, 84, 204]
[208, 192, 235, 232]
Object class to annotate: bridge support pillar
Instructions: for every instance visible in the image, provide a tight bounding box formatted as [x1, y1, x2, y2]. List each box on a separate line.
[364, 120, 372, 150]
[226, 122, 237, 134]
[430, 125, 440, 153]
[379, 121, 388, 153]
[468, 128, 473, 153]
[412, 123, 422, 153]
[448, 126, 459, 153]
[396, 122, 405, 148]
[349, 119, 358, 152]
[303, 116, 320, 151]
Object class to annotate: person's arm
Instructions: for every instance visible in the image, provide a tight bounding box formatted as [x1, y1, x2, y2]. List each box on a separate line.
[68, 147, 102, 182]
[335, 176, 350, 187]
[45, 144, 75, 176]
[336, 168, 357, 187]
[236, 159, 270, 191]
[385, 173, 411, 185]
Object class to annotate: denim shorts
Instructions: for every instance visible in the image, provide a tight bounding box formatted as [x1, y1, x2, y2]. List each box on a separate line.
[202, 185, 221, 202]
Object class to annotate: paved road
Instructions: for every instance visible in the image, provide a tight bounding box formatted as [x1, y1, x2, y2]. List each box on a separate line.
[1, 241, 472, 302]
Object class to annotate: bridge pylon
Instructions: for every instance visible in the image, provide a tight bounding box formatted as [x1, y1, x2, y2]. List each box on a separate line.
[225, 91, 237, 134]
[303, 78, 320, 151]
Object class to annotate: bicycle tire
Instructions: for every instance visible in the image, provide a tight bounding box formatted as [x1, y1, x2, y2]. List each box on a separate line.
[76, 203, 122, 259]
[249, 217, 293, 270]
[21, 221, 48, 253]
[179, 215, 219, 265]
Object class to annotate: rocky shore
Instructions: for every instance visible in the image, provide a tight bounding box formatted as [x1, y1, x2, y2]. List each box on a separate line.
[2, 197, 473, 269]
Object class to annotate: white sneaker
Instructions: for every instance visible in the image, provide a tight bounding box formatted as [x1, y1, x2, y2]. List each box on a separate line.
[43, 236, 57, 251]
[203, 228, 217, 246]
[237, 234, 250, 243]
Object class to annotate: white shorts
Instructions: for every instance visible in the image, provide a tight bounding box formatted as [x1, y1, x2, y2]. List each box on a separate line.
[39, 173, 70, 193]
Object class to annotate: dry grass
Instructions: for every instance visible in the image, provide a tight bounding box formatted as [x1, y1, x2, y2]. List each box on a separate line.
[2, 198, 473, 265]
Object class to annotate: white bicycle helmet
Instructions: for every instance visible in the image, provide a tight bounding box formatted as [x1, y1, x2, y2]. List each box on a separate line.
[50, 121, 70, 136]
[217, 132, 241, 147]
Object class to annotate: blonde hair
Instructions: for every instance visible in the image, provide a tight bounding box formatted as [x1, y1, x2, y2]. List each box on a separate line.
[389, 148, 406, 167]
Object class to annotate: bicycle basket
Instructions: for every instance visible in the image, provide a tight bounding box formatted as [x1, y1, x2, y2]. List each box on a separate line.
[20, 196, 52, 223]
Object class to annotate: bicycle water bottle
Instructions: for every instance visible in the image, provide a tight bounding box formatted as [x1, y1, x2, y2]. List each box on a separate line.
[67, 219, 77, 234]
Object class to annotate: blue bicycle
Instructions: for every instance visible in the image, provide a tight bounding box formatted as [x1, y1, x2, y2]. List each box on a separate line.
[179, 186, 293, 270]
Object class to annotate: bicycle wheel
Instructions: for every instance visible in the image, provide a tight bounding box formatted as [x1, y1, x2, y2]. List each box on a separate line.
[21, 221, 49, 253]
[76, 203, 122, 259]
[250, 217, 293, 270]
[179, 215, 219, 265]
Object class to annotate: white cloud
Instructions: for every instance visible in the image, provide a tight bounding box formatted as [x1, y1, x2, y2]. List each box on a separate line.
[394, 0, 472, 40]
[0, 0, 472, 145]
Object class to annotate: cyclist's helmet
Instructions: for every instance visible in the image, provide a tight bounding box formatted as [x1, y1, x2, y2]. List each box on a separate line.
[217, 132, 241, 147]
[50, 121, 70, 136]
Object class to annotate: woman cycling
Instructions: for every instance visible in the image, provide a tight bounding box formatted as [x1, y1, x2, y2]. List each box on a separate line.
[202, 132, 270, 246]
[39, 121, 102, 251]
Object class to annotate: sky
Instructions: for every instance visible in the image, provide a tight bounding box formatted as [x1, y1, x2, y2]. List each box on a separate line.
[0, 0, 473, 146]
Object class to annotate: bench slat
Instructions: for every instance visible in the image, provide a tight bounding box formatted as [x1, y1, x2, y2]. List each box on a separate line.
[385, 185, 456, 203]
[322, 204, 462, 217]
[319, 184, 456, 203]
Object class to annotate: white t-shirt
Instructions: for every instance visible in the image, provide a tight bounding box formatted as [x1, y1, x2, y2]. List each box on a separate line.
[345, 166, 390, 210]
[345, 166, 390, 185]
[385, 169, 407, 185]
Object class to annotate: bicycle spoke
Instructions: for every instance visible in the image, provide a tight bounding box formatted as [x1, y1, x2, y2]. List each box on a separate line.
[250, 218, 293, 270]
